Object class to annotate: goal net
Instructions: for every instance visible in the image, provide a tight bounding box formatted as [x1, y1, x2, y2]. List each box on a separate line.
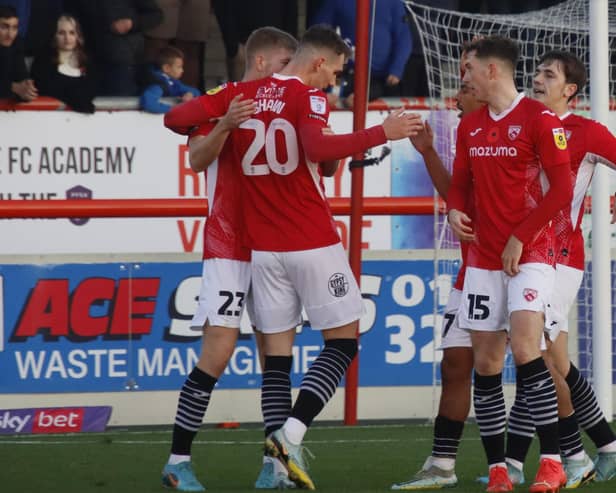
[405, 0, 616, 393]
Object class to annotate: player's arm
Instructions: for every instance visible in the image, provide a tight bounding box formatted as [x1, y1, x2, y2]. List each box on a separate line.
[319, 125, 341, 177]
[164, 85, 233, 135]
[300, 108, 423, 163]
[587, 120, 616, 170]
[504, 118, 573, 276]
[410, 120, 451, 199]
[189, 94, 257, 173]
[446, 121, 474, 241]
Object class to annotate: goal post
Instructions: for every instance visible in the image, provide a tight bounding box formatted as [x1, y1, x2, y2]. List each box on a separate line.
[405, 0, 615, 418]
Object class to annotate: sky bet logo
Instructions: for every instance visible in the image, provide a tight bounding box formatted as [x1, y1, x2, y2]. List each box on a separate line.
[0, 407, 110, 435]
[0, 408, 83, 434]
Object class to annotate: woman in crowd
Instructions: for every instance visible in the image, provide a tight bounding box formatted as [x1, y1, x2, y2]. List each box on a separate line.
[31, 14, 95, 113]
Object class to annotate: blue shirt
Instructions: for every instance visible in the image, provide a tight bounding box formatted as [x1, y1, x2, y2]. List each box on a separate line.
[310, 0, 412, 79]
[140, 69, 200, 114]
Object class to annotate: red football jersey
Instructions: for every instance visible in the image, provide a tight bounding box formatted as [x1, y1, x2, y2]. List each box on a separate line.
[448, 94, 571, 270]
[554, 113, 616, 269]
[190, 124, 251, 261]
[193, 74, 386, 251]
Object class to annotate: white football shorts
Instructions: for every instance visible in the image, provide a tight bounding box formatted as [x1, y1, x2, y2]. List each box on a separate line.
[544, 263, 584, 341]
[458, 263, 555, 332]
[251, 242, 365, 334]
[439, 288, 472, 349]
[191, 258, 252, 329]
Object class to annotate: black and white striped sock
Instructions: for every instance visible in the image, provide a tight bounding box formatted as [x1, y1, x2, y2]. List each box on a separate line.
[171, 367, 217, 455]
[291, 338, 357, 427]
[473, 372, 506, 465]
[506, 373, 535, 464]
[432, 415, 464, 460]
[559, 413, 585, 458]
[261, 355, 293, 437]
[518, 357, 559, 456]
[566, 363, 616, 449]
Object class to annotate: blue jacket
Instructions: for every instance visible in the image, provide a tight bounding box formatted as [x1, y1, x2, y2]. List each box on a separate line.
[310, 0, 412, 79]
[140, 69, 200, 114]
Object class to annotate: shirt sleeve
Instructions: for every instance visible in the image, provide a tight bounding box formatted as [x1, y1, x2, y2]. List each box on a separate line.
[164, 85, 230, 135]
[140, 84, 171, 114]
[296, 89, 386, 162]
[587, 120, 616, 170]
[511, 111, 573, 243]
[512, 163, 573, 243]
[447, 119, 472, 213]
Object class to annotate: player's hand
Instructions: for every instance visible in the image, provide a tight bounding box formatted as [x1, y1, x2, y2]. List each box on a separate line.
[611, 192, 616, 224]
[181, 92, 195, 102]
[11, 79, 38, 101]
[386, 74, 400, 86]
[215, 94, 257, 131]
[409, 120, 434, 154]
[382, 109, 424, 140]
[448, 209, 475, 241]
[501, 235, 523, 276]
[322, 125, 335, 135]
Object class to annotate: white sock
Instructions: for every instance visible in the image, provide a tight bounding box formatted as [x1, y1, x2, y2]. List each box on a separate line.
[489, 462, 507, 470]
[431, 457, 455, 471]
[282, 417, 307, 445]
[567, 450, 586, 461]
[599, 440, 616, 453]
[168, 454, 190, 465]
[505, 457, 524, 471]
[540, 454, 562, 463]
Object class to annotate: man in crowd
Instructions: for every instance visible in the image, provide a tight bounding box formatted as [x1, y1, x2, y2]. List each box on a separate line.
[0, 5, 37, 101]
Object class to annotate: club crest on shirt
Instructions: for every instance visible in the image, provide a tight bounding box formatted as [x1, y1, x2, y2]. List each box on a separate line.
[310, 95, 327, 115]
[328, 273, 349, 297]
[508, 125, 521, 140]
[523, 288, 538, 302]
[552, 127, 567, 150]
[565, 129, 572, 140]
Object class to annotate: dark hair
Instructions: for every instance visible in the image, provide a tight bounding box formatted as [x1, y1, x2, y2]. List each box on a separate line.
[0, 5, 17, 19]
[245, 26, 297, 60]
[467, 35, 519, 73]
[157, 45, 184, 68]
[52, 15, 88, 68]
[539, 50, 587, 101]
[299, 24, 352, 59]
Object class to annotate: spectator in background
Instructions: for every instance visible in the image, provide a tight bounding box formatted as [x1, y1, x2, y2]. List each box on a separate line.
[66, 0, 162, 96]
[144, 0, 210, 92]
[401, 0, 459, 98]
[212, 0, 297, 81]
[31, 14, 95, 113]
[0, 4, 37, 100]
[310, 0, 411, 106]
[2, 0, 64, 57]
[140, 45, 199, 113]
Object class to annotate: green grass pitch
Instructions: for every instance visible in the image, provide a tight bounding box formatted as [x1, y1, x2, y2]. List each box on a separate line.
[1, 422, 615, 492]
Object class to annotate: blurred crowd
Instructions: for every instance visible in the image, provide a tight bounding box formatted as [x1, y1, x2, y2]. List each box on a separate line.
[0, 0, 562, 113]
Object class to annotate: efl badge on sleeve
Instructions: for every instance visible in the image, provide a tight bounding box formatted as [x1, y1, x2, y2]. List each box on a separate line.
[206, 83, 227, 95]
[309, 95, 327, 115]
[552, 127, 567, 150]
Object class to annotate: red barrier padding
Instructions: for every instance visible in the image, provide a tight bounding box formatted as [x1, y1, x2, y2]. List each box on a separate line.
[0, 197, 443, 219]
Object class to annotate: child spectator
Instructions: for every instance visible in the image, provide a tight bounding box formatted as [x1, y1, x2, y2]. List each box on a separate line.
[31, 14, 96, 113]
[0, 4, 37, 101]
[140, 45, 199, 113]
